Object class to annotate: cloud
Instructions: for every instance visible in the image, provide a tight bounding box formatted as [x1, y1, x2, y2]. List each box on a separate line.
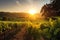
[16, 1, 22, 7]
[15, 0, 44, 6]
[16, 1, 19, 4]
[17, 0, 28, 4]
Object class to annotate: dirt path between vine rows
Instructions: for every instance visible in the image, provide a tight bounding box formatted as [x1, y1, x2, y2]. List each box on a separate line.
[10, 27, 26, 40]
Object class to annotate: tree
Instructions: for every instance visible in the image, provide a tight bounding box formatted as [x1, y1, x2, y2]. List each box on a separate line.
[40, 0, 60, 18]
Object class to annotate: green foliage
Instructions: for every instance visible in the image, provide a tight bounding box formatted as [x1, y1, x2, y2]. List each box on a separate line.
[0, 17, 60, 40]
[24, 17, 60, 40]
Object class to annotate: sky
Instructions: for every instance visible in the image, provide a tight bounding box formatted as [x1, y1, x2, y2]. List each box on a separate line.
[0, 0, 50, 13]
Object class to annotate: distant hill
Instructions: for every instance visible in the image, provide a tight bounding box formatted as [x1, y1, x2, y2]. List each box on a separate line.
[0, 12, 31, 21]
[0, 12, 30, 18]
[0, 12, 40, 19]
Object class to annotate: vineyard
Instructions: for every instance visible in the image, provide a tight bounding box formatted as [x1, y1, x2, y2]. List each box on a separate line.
[0, 17, 60, 40]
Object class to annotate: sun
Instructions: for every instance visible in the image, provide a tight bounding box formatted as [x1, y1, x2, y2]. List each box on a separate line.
[28, 10, 37, 15]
